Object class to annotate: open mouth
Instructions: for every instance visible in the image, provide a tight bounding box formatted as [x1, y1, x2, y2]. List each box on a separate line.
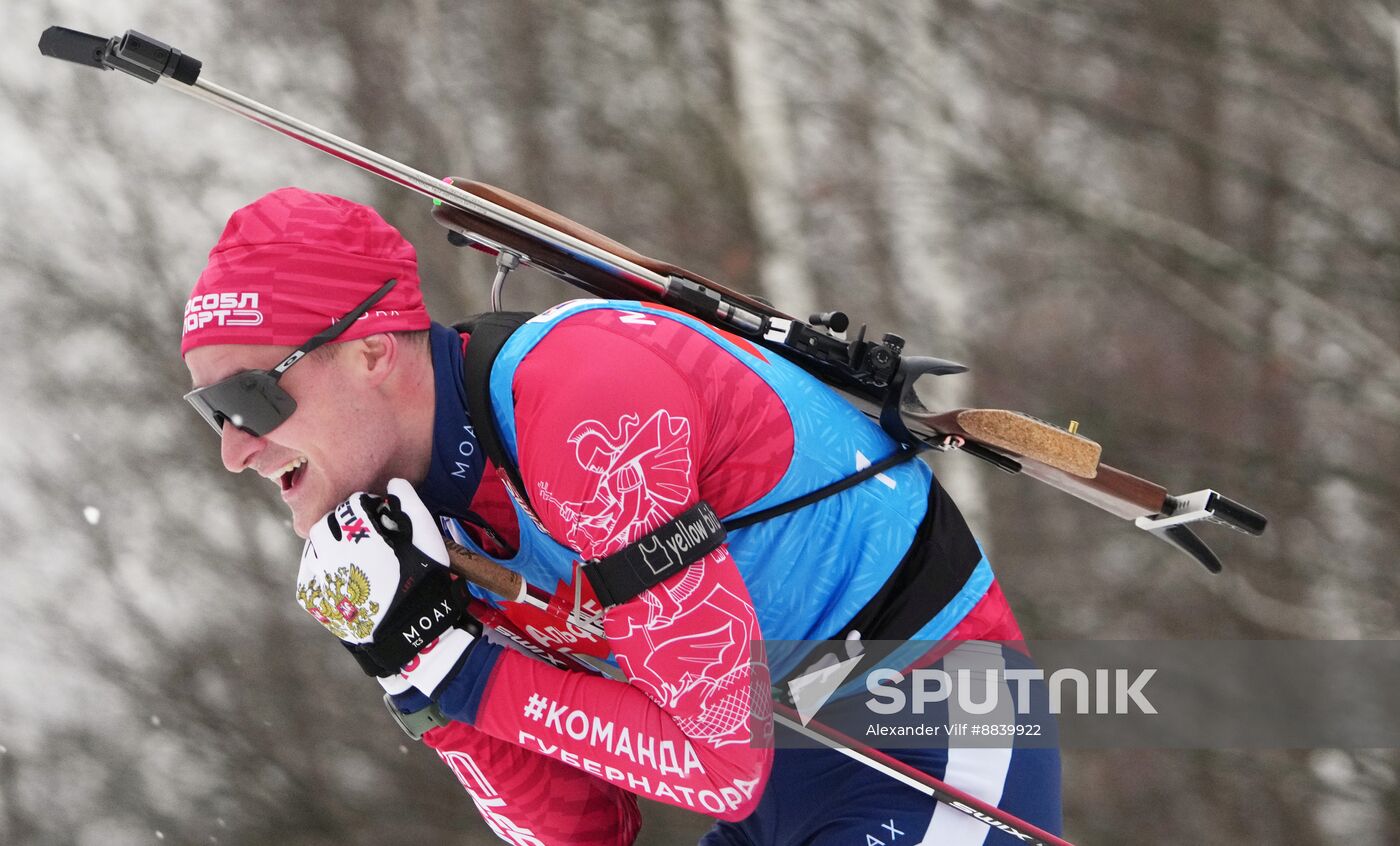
[273, 457, 308, 494]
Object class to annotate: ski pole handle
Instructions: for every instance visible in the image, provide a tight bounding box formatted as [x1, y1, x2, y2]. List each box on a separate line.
[443, 536, 608, 640]
[442, 538, 527, 603]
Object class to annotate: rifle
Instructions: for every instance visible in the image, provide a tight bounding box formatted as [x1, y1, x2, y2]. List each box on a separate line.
[38, 26, 1267, 572]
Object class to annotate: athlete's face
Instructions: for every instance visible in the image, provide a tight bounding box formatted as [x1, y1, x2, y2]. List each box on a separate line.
[185, 341, 400, 537]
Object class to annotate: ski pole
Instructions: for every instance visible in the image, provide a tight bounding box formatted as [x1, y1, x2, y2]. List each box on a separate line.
[441, 544, 1075, 846]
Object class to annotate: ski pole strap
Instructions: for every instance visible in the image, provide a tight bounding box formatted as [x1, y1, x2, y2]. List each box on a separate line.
[383, 694, 451, 742]
[343, 568, 478, 678]
[582, 501, 728, 608]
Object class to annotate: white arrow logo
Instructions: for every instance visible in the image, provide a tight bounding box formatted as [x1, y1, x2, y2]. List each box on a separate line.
[787, 650, 865, 725]
[855, 450, 898, 489]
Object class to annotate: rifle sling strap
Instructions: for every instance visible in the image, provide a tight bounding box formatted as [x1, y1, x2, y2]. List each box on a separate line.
[459, 312, 537, 517]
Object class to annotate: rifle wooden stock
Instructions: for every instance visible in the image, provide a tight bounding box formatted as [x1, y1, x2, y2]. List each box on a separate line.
[906, 408, 1169, 520]
[434, 179, 789, 321]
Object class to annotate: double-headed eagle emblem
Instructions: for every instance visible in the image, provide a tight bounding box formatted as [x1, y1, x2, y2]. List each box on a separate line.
[297, 563, 378, 641]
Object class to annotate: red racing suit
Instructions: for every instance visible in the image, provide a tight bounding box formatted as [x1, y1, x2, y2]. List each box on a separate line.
[402, 308, 1023, 844]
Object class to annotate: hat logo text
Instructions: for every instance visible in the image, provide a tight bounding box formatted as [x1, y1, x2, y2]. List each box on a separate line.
[184, 291, 263, 334]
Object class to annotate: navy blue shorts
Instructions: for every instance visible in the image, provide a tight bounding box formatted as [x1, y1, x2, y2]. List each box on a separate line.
[700, 743, 1061, 846]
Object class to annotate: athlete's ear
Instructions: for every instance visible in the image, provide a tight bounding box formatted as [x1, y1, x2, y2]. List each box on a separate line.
[354, 333, 398, 387]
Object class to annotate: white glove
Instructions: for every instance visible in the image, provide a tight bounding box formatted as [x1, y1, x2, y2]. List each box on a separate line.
[296, 478, 479, 699]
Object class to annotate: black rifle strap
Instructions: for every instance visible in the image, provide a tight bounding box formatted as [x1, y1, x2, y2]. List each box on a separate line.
[583, 441, 924, 606]
[721, 443, 929, 532]
[458, 312, 538, 519]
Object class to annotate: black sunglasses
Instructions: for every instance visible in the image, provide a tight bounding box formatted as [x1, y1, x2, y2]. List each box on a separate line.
[184, 278, 398, 437]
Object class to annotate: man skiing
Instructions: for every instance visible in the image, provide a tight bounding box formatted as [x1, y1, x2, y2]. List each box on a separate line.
[181, 187, 1062, 845]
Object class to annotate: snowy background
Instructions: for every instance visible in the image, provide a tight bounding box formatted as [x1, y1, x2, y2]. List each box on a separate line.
[3, 1, 1398, 844]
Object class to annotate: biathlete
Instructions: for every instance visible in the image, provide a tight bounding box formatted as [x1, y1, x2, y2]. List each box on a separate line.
[180, 187, 1062, 845]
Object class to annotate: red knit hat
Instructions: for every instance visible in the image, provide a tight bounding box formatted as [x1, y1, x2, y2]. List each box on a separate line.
[181, 187, 430, 355]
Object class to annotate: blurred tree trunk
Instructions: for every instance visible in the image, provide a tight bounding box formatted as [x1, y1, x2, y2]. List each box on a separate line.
[871, 3, 990, 530]
[719, 0, 817, 314]
[328, 0, 481, 317]
[0, 744, 34, 845]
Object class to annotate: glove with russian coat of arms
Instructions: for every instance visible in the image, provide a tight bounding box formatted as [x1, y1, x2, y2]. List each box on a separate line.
[296, 477, 480, 700]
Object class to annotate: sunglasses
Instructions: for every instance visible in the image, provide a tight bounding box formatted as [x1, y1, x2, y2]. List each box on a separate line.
[184, 278, 398, 437]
